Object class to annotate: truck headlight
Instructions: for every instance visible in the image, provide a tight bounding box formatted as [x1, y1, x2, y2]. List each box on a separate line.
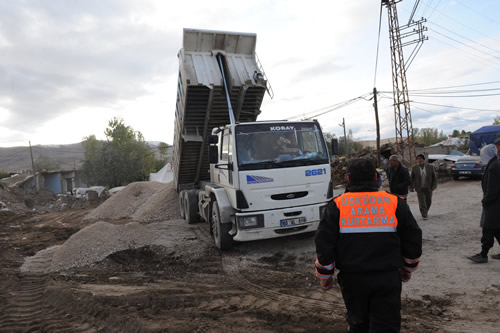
[237, 214, 264, 229]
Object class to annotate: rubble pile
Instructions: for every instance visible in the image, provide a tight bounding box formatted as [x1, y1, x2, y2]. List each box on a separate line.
[330, 145, 391, 186]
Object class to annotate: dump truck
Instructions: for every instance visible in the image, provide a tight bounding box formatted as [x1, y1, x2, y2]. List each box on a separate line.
[173, 28, 333, 249]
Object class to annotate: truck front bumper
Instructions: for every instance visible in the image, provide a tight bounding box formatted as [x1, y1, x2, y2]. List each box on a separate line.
[232, 203, 325, 242]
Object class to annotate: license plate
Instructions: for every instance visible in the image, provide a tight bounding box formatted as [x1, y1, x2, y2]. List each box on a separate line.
[459, 171, 472, 174]
[280, 217, 306, 227]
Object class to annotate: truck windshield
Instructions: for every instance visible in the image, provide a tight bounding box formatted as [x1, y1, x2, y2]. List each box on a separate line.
[236, 123, 329, 171]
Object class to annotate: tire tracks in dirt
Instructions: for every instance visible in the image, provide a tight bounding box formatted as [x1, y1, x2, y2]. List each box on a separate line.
[190, 222, 342, 315]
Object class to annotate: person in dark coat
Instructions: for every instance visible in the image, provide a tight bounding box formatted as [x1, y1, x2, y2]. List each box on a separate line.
[315, 159, 422, 332]
[467, 138, 500, 263]
[387, 155, 411, 198]
[410, 154, 437, 220]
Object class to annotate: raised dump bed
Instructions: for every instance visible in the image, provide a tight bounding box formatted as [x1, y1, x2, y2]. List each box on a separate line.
[172, 28, 268, 191]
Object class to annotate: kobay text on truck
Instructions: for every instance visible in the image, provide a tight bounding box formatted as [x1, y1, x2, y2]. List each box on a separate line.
[173, 28, 334, 249]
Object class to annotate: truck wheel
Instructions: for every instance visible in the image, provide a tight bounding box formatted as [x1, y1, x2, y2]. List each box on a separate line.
[453, 175, 459, 180]
[185, 189, 200, 224]
[179, 190, 186, 219]
[211, 202, 234, 250]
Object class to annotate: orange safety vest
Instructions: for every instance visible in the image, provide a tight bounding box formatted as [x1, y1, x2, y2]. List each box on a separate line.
[333, 192, 398, 233]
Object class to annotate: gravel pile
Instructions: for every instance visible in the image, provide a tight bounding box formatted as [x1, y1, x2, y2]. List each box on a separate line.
[132, 182, 181, 221]
[84, 182, 167, 221]
[21, 219, 195, 273]
[48, 221, 158, 272]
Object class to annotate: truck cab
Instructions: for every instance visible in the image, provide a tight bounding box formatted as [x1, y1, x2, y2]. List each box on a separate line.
[194, 120, 332, 249]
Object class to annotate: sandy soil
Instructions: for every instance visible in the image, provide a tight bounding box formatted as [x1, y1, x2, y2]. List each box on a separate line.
[1, 179, 499, 332]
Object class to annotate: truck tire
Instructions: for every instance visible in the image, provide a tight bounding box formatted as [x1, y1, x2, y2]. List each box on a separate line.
[211, 201, 234, 250]
[185, 189, 200, 224]
[179, 190, 186, 219]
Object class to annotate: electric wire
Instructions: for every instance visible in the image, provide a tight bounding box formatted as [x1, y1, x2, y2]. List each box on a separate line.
[455, 0, 500, 26]
[425, 0, 443, 21]
[411, 105, 489, 122]
[373, 1, 384, 87]
[427, 34, 500, 68]
[429, 28, 500, 64]
[411, 100, 500, 112]
[409, 92, 500, 98]
[407, 0, 421, 26]
[399, 1, 500, 47]
[427, 22, 500, 60]
[285, 93, 372, 121]
[407, 80, 500, 91]
[378, 93, 499, 123]
[379, 87, 500, 95]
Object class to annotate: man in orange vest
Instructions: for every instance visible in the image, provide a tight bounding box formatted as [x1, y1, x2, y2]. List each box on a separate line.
[315, 159, 422, 332]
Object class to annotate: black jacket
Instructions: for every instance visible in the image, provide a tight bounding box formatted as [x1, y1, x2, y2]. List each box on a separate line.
[481, 155, 500, 229]
[386, 164, 411, 196]
[315, 182, 422, 277]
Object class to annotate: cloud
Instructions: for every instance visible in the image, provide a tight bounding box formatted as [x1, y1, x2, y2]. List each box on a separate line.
[0, 0, 177, 142]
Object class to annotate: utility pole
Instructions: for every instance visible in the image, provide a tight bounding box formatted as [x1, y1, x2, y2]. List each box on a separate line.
[339, 118, 347, 155]
[383, 0, 426, 167]
[373, 87, 381, 167]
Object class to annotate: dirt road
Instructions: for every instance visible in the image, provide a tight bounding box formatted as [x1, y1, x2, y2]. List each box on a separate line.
[1, 179, 499, 332]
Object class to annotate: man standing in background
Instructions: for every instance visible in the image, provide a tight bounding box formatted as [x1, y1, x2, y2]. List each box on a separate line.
[387, 155, 411, 198]
[410, 154, 437, 220]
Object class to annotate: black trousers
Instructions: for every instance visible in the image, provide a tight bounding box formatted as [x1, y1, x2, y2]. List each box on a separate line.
[480, 228, 500, 257]
[338, 270, 402, 333]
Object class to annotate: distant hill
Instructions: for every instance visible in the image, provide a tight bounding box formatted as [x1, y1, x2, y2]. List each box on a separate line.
[0, 142, 172, 173]
[0, 143, 85, 173]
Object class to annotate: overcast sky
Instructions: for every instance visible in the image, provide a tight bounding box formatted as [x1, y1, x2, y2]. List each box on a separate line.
[0, 0, 499, 147]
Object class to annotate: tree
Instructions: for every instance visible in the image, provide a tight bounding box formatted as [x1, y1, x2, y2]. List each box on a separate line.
[413, 128, 447, 146]
[323, 132, 337, 156]
[81, 118, 157, 188]
[494, 115, 500, 125]
[34, 155, 61, 171]
[338, 129, 363, 156]
[158, 142, 169, 160]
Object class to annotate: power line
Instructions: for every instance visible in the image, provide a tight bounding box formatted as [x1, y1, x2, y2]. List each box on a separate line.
[411, 105, 487, 122]
[286, 93, 372, 120]
[380, 87, 500, 94]
[379, 93, 500, 115]
[408, 0, 422, 25]
[427, 34, 500, 68]
[455, 0, 500, 26]
[408, 80, 500, 91]
[373, 1, 384, 87]
[400, 1, 500, 46]
[429, 28, 500, 64]
[411, 100, 500, 112]
[420, 0, 442, 22]
[409, 92, 500, 98]
[428, 22, 500, 60]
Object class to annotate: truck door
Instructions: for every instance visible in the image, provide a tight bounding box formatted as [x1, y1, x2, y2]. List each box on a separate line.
[218, 129, 234, 188]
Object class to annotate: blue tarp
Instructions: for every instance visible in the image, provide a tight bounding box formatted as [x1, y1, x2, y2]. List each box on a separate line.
[469, 125, 500, 155]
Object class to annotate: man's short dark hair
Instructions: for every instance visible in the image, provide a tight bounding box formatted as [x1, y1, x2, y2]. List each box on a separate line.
[494, 137, 500, 146]
[416, 154, 425, 160]
[347, 159, 376, 183]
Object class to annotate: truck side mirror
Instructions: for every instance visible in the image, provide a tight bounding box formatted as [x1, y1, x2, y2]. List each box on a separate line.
[208, 135, 218, 144]
[331, 138, 339, 155]
[209, 145, 218, 164]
